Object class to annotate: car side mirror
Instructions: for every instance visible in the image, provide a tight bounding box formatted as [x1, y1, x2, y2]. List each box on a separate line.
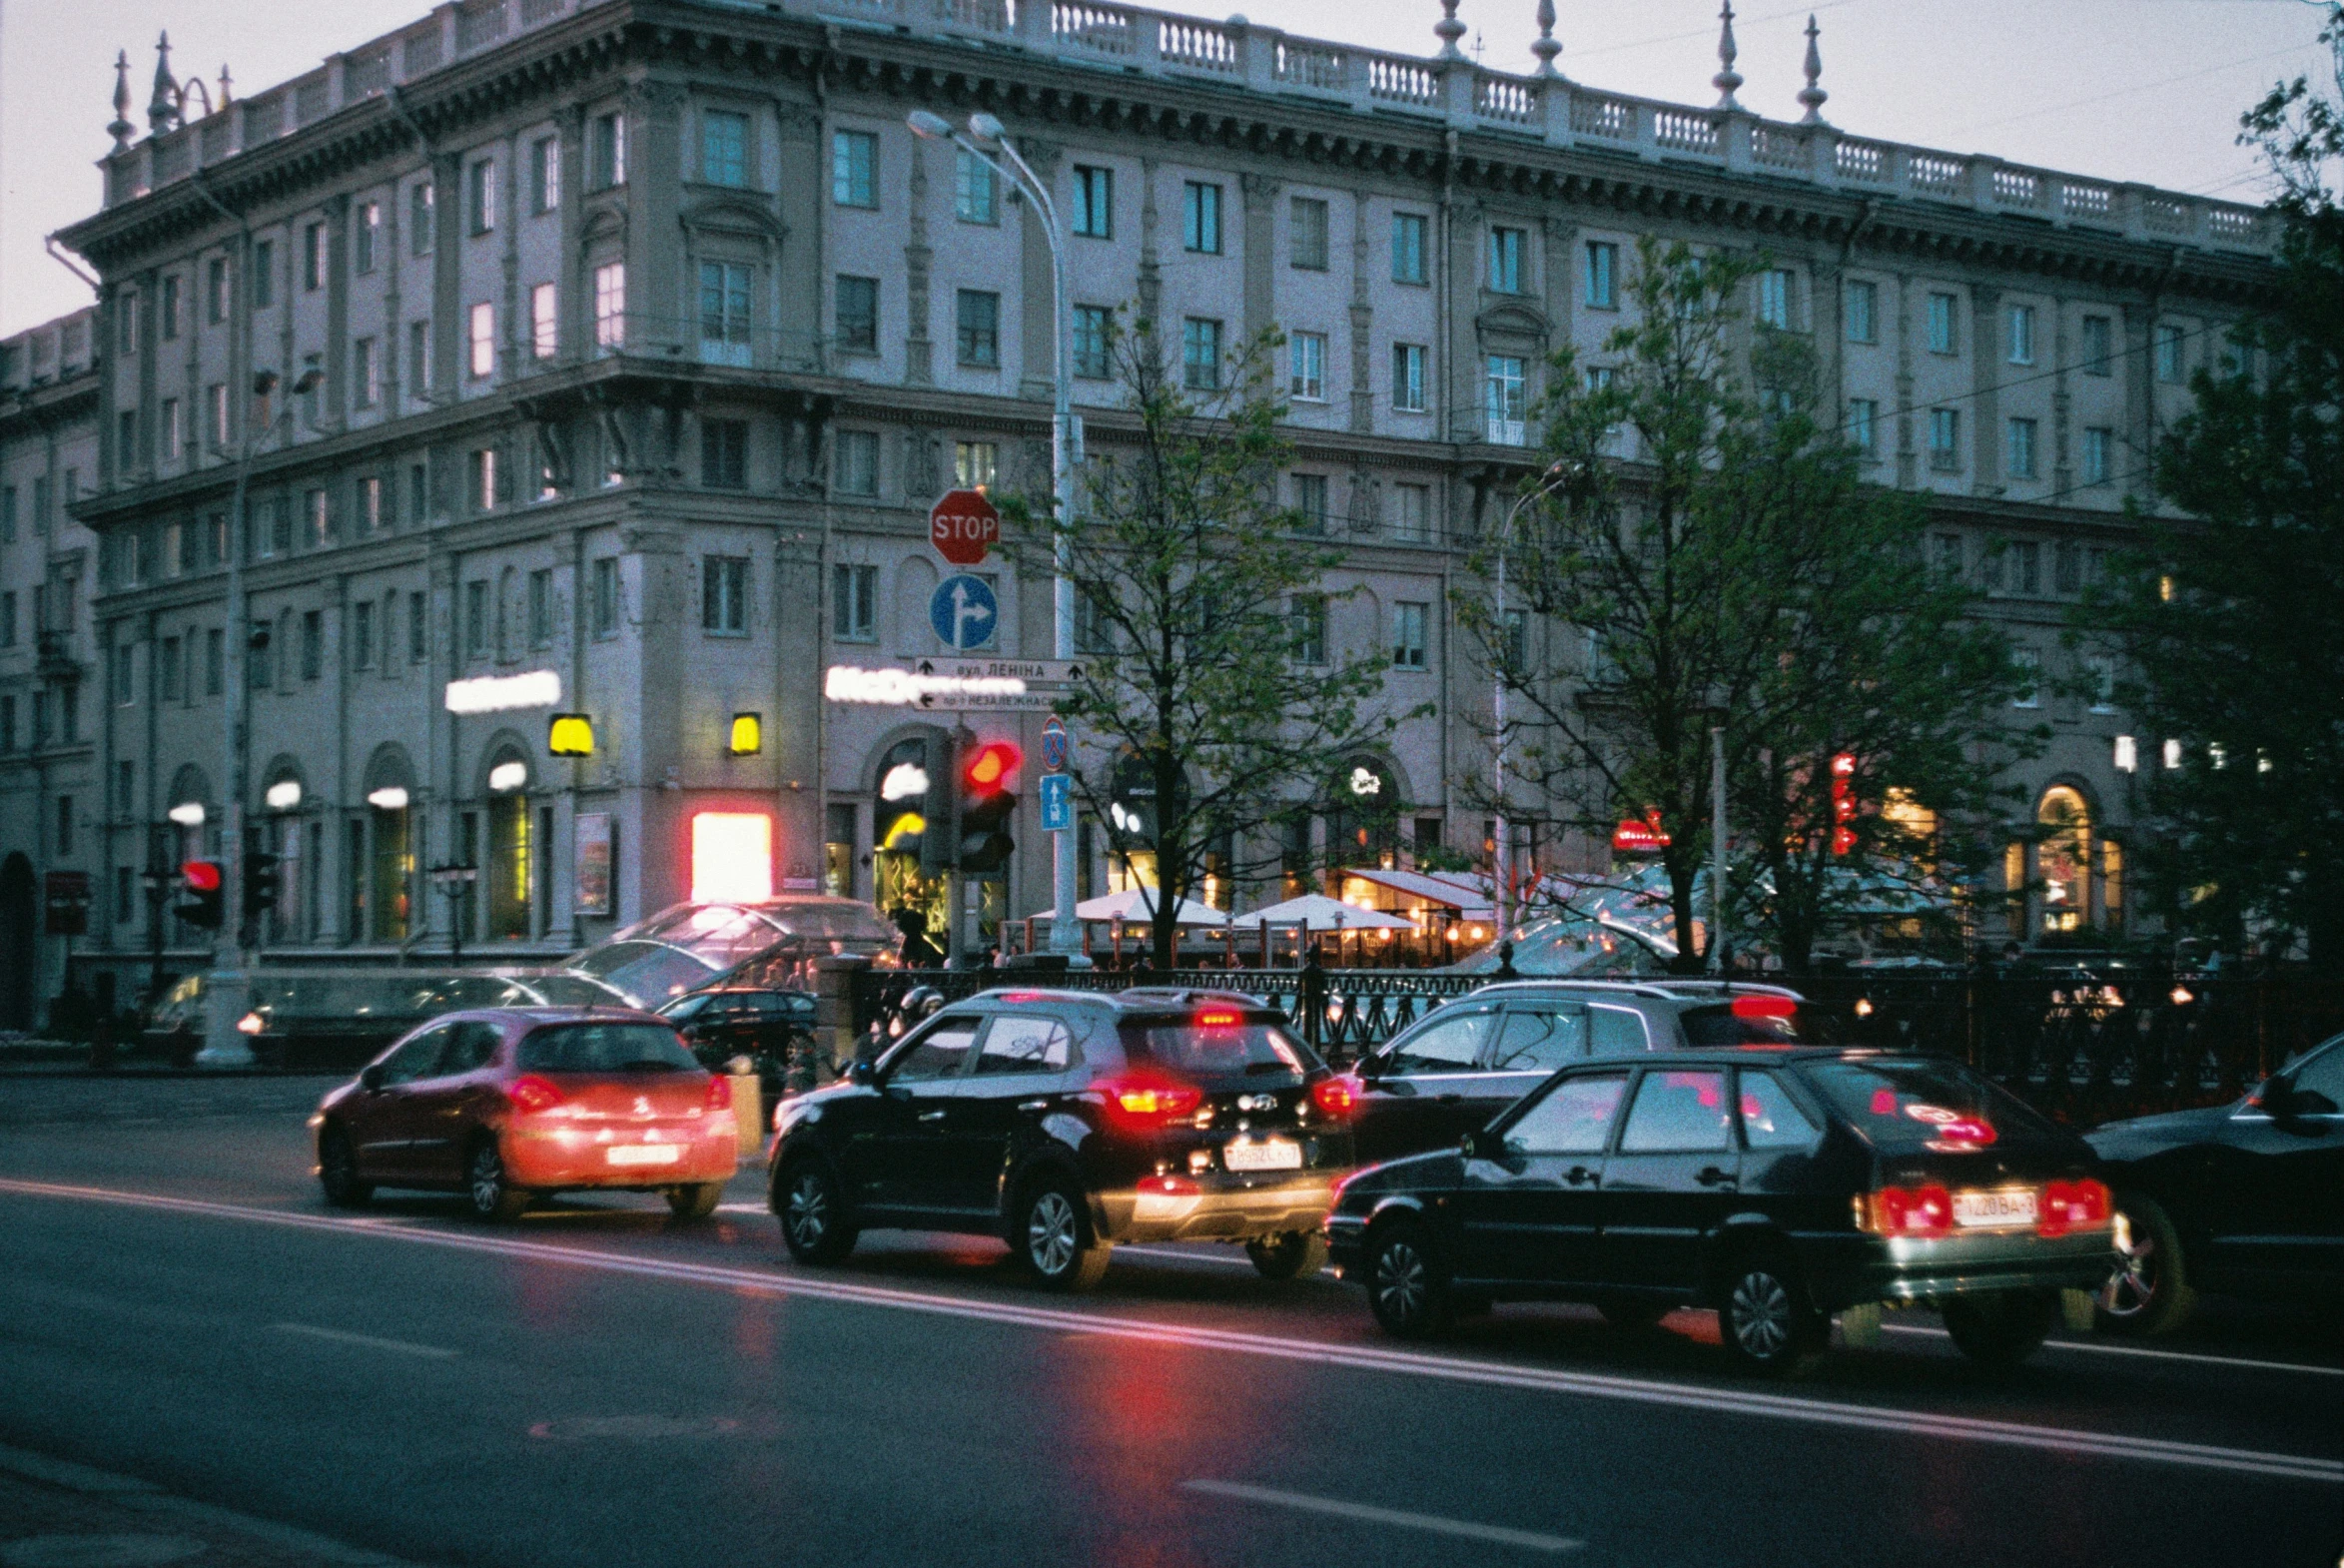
[846, 1059, 878, 1088]
[2255, 1075, 2298, 1118]
[1355, 1055, 1384, 1083]
[359, 1064, 387, 1092]
[1461, 1128, 1500, 1162]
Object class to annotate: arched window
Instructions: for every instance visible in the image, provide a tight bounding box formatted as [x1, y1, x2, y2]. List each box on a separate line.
[484, 745, 532, 941]
[2035, 786, 2094, 936]
[363, 746, 416, 943]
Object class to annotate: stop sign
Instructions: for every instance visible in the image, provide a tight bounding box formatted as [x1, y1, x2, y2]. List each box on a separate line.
[929, 487, 1001, 566]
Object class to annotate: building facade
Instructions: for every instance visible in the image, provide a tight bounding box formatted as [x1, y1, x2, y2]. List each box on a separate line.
[0, 0, 2277, 1013]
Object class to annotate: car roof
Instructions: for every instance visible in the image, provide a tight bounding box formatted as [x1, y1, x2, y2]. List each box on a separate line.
[1450, 979, 1807, 1005]
[438, 1006, 669, 1027]
[1560, 1045, 1911, 1070]
[957, 985, 1278, 1014]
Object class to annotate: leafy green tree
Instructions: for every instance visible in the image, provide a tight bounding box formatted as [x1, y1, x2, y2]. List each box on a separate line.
[1003, 318, 1403, 969]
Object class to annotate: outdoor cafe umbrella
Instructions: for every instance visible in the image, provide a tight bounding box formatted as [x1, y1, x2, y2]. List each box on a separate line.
[1229, 893, 1416, 931]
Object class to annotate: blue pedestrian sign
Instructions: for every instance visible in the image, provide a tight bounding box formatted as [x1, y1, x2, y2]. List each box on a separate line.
[1039, 772, 1074, 832]
[929, 574, 998, 651]
[1039, 715, 1070, 774]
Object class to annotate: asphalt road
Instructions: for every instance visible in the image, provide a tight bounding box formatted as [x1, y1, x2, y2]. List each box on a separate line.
[2, 1076, 2339, 1568]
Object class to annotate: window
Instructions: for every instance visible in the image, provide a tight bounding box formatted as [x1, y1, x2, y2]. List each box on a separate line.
[1071, 165, 1113, 238]
[161, 275, 182, 341]
[1289, 332, 1325, 400]
[1073, 305, 1112, 380]
[2154, 323, 2184, 383]
[1181, 318, 1221, 390]
[1393, 602, 1427, 670]
[407, 460, 429, 523]
[2082, 426, 2113, 486]
[349, 202, 378, 278]
[406, 183, 434, 261]
[1391, 212, 1428, 284]
[1929, 407, 1960, 470]
[833, 429, 879, 496]
[1847, 397, 1878, 454]
[160, 398, 182, 461]
[975, 1017, 1075, 1076]
[2086, 653, 2116, 713]
[953, 147, 997, 224]
[1485, 355, 1526, 445]
[833, 562, 877, 640]
[252, 241, 275, 308]
[56, 796, 73, 855]
[892, 1018, 980, 1081]
[2006, 416, 2038, 479]
[1182, 181, 1221, 253]
[0, 591, 11, 643]
[1392, 482, 1431, 542]
[529, 284, 556, 361]
[835, 275, 878, 354]
[118, 408, 140, 470]
[831, 130, 876, 207]
[301, 610, 323, 682]
[2011, 647, 2041, 708]
[1584, 241, 1618, 309]
[468, 303, 495, 380]
[1504, 1074, 1627, 1156]
[703, 555, 748, 635]
[1382, 1008, 1493, 1075]
[701, 418, 748, 488]
[207, 257, 228, 323]
[699, 262, 753, 367]
[528, 569, 553, 647]
[584, 263, 622, 354]
[1289, 197, 1328, 270]
[1846, 278, 1878, 343]
[301, 222, 325, 292]
[1738, 1073, 1820, 1150]
[354, 339, 379, 407]
[1933, 532, 1963, 577]
[408, 319, 432, 394]
[591, 112, 626, 188]
[268, 494, 293, 555]
[2011, 539, 2042, 595]
[353, 602, 377, 671]
[464, 580, 489, 658]
[2007, 304, 2036, 366]
[1756, 269, 1794, 330]
[2080, 314, 2112, 376]
[1487, 226, 1525, 294]
[591, 558, 619, 638]
[358, 475, 382, 533]
[467, 159, 494, 235]
[1391, 343, 1426, 412]
[1289, 594, 1326, 664]
[956, 291, 1000, 368]
[954, 441, 998, 489]
[521, 138, 556, 218]
[1073, 589, 1116, 655]
[469, 445, 498, 511]
[1927, 292, 1958, 355]
[1620, 1069, 1732, 1153]
[1291, 473, 1328, 533]
[702, 110, 747, 187]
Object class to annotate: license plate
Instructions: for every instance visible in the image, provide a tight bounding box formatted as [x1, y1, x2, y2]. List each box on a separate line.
[1223, 1138, 1302, 1173]
[1953, 1187, 2037, 1228]
[606, 1144, 682, 1168]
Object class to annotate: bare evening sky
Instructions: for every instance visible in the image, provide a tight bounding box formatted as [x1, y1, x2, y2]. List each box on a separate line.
[0, 0, 2330, 336]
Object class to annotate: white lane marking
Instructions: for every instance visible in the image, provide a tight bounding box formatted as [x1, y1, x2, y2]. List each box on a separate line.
[4, 1178, 2337, 1488]
[715, 1203, 768, 1215]
[1881, 1323, 2344, 1378]
[1119, 1245, 1272, 1270]
[272, 1322, 457, 1359]
[1182, 1479, 1581, 1553]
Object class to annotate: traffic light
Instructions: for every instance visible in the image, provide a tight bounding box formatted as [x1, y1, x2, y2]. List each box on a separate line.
[245, 840, 282, 919]
[958, 738, 1021, 874]
[174, 860, 224, 929]
[875, 737, 936, 869]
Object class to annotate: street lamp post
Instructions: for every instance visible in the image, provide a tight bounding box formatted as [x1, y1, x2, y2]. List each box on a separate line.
[198, 366, 323, 1068]
[907, 109, 1082, 957]
[1489, 461, 1573, 934]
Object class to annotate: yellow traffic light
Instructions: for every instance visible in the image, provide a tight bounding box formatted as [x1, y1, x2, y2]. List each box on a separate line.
[548, 713, 595, 757]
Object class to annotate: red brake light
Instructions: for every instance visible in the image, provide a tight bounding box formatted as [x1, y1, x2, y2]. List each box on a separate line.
[1730, 995, 1797, 1021]
[1868, 1182, 1953, 1236]
[2039, 1177, 2111, 1237]
[1195, 1009, 1242, 1028]
[1311, 1075, 1361, 1119]
[506, 1075, 565, 1114]
[1100, 1073, 1203, 1126]
[705, 1074, 733, 1113]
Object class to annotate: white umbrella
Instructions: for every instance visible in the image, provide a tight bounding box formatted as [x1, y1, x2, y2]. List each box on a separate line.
[1229, 893, 1416, 931]
[1042, 888, 1230, 925]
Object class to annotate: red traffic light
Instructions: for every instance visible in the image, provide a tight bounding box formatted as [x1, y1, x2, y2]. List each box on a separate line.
[964, 740, 1022, 792]
[181, 860, 222, 892]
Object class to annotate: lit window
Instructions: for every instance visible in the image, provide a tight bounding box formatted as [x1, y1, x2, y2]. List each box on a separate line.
[953, 441, 998, 489]
[467, 303, 495, 380]
[529, 284, 556, 361]
[593, 263, 625, 352]
[691, 812, 772, 904]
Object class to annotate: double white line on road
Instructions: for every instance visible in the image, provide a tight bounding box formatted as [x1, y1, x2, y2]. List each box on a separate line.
[6, 1176, 2338, 1488]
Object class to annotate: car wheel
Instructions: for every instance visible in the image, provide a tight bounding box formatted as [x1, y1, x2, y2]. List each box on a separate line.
[2095, 1191, 2197, 1337]
[1943, 1289, 2058, 1367]
[464, 1141, 530, 1222]
[775, 1160, 858, 1264]
[1017, 1181, 1111, 1292]
[1244, 1230, 1329, 1280]
[317, 1127, 372, 1209]
[665, 1182, 723, 1221]
[1364, 1218, 1452, 1340]
[1717, 1253, 1825, 1377]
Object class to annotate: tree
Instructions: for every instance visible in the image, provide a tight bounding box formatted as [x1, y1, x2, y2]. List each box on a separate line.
[2074, 15, 2344, 965]
[1462, 238, 2030, 971]
[1003, 318, 1405, 969]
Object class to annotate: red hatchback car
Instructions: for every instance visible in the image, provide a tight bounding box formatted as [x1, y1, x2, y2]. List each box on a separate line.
[311, 1008, 740, 1221]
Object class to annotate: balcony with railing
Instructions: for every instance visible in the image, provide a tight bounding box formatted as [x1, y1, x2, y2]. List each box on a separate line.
[96, 0, 2275, 260]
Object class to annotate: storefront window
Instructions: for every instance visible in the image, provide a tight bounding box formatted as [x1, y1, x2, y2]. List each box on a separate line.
[2035, 786, 2092, 936]
[371, 802, 412, 942]
[487, 753, 532, 940]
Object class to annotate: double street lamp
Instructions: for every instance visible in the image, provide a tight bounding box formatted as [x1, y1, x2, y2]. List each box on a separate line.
[905, 109, 1081, 957]
[1489, 460, 1574, 934]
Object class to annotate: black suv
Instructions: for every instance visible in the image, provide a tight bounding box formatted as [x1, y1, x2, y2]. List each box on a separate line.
[767, 987, 1354, 1290]
[1328, 1047, 2115, 1373]
[659, 986, 821, 1099]
[1344, 982, 1822, 1164]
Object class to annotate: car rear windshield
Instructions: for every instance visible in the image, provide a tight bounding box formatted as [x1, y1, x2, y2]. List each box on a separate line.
[518, 1023, 699, 1075]
[1124, 1018, 1315, 1083]
[1802, 1058, 2058, 1149]
[1679, 999, 1841, 1047]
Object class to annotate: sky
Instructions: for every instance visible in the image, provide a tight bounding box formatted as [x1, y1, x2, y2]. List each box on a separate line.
[0, 0, 2333, 336]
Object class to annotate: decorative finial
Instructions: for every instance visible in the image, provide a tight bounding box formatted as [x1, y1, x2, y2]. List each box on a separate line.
[218, 65, 234, 108]
[1531, 0, 1562, 77]
[1712, 1, 1743, 111]
[108, 50, 136, 152]
[1435, 0, 1467, 61]
[147, 30, 180, 136]
[1797, 14, 1828, 124]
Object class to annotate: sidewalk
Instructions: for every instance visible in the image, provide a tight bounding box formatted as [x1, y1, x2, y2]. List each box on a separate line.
[0, 1444, 429, 1567]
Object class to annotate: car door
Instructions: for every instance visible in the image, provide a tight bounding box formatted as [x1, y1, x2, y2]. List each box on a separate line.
[1733, 1067, 1831, 1235]
[1598, 1068, 1739, 1295]
[2210, 1038, 2344, 1287]
[1353, 1004, 1501, 1164]
[402, 1021, 505, 1186]
[349, 1024, 456, 1180]
[1454, 1070, 1632, 1285]
[1482, 1000, 1590, 1110]
[949, 1014, 1083, 1216]
[850, 1013, 984, 1215]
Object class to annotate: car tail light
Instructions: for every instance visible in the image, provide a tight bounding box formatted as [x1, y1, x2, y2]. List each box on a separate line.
[1098, 1073, 1203, 1127]
[1730, 995, 1797, 1021]
[705, 1075, 733, 1113]
[1864, 1182, 1953, 1237]
[506, 1075, 565, 1114]
[2039, 1177, 2112, 1238]
[1195, 1008, 1242, 1028]
[1311, 1075, 1362, 1119]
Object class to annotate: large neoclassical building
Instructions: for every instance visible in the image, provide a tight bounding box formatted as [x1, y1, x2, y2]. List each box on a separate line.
[0, 0, 2276, 1014]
